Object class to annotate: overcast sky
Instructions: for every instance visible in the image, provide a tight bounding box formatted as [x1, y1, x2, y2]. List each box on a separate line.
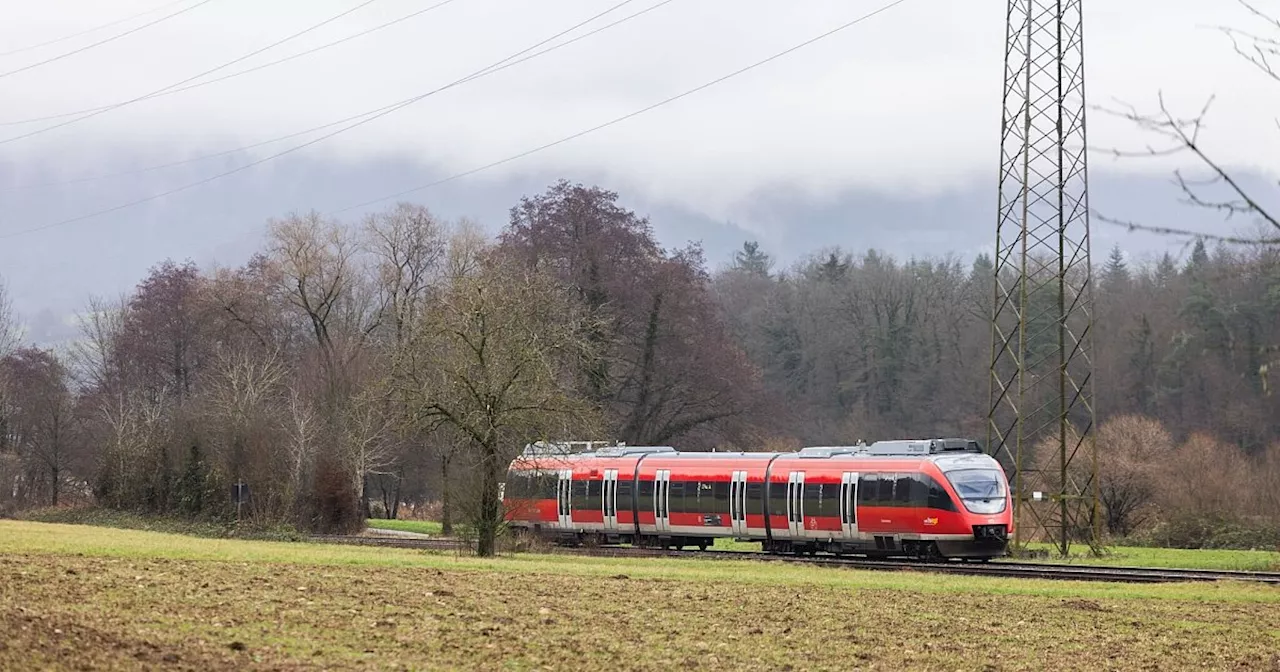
[1, 0, 1278, 323]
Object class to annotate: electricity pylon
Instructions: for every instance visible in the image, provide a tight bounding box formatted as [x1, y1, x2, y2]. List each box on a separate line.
[987, 0, 1101, 557]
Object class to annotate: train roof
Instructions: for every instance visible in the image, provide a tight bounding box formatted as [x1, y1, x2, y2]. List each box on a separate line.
[797, 438, 984, 458]
[515, 438, 986, 462]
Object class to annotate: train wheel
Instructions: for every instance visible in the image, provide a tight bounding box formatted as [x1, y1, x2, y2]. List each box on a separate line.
[698, 542, 708, 551]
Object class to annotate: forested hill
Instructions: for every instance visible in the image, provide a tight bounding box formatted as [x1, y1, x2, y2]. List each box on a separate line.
[714, 238, 1280, 454]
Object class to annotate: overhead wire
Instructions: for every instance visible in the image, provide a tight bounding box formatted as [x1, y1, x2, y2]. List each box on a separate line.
[328, 0, 912, 216]
[0, 0, 193, 58]
[2, 0, 913, 239]
[0, 0, 462, 128]
[0, 0, 658, 194]
[0, 0, 221, 81]
[0, 0, 411, 146]
[0, 0, 665, 238]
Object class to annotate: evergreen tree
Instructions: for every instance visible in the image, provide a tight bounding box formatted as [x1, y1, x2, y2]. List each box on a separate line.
[1185, 239, 1210, 276]
[1128, 314, 1156, 414]
[1154, 253, 1178, 288]
[815, 252, 850, 283]
[732, 241, 774, 277]
[1102, 244, 1131, 293]
[970, 253, 994, 283]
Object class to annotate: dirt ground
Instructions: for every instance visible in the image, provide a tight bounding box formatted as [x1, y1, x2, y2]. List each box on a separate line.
[2, 524, 1280, 670]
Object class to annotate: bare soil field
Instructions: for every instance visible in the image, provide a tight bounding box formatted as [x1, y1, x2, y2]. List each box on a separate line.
[2, 521, 1279, 671]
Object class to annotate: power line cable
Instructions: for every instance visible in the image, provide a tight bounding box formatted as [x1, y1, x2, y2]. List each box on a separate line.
[328, 0, 912, 216]
[0, 0, 658, 194]
[0, 0, 459, 127]
[0, 0, 221, 81]
[0, 0, 409, 146]
[0, 0, 193, 58]
[0, 0, 666, 238]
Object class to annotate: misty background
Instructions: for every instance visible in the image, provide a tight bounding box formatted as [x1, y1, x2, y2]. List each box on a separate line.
[2, 0, 1277, 344]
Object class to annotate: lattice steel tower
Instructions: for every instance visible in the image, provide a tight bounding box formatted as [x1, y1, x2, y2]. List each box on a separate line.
[988, 0, 1100, 556]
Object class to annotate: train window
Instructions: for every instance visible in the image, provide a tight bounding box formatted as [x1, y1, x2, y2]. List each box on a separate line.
[858, 474, 879, 504]
[926, 475, 956, 511]
[504, 472, 523, 499]
[685, 481, 700, 513]
[746, 482, 764, 516]
[816, 483, 840, 518]
[713, 481, 730, 513]
[798, 481, 819, 519]
[571, 480, 589, 510]
[878, 474, 895, 505]
[908, 475, 930, 507]
[532, 474, 556, 500]
[587, 479, 602, 503]
[637, 479, 653, 514]
[768, 480, 787, 518]
[696, 481, 713, 514]
[894, 474, 912, 505]
[670, 481, 687, 514]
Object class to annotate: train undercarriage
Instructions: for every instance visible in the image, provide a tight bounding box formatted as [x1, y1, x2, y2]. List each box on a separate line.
[512, 526, 1004, 562]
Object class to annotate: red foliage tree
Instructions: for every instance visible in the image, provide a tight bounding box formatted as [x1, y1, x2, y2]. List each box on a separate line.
[499, 181, 766, 448]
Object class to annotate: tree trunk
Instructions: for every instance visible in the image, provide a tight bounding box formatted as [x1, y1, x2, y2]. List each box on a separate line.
[390, 468, 402, 520]
[51, 466, 59, 506]
[361, 473, 371, 520]
[476, 444, 501, 557]
[440, 456, 453, 536]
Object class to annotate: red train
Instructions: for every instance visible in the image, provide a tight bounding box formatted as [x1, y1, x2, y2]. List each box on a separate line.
[503, 438, 1013, 560]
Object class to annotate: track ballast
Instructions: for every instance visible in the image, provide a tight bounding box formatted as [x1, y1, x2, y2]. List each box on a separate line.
[308, 534, 1280, 585]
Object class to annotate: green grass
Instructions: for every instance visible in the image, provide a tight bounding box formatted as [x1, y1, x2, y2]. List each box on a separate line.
[364, 518, 444, 536]
[3, 521, 1280, 670]
[32, 508, 1280, 572]
[1014, 542, 1280, 571]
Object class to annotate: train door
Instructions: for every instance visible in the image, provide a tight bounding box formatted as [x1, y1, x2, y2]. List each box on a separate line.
[841, 471, 859, 540]
[729, 470, 748, 537]
[654, 469, 671, 534]
[602, 469, 619, 531]
[787, 471, 805, 539]
[557, 469, 573, 529]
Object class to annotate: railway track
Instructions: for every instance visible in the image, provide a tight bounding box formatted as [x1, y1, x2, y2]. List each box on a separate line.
[308, 534, 1280, 585]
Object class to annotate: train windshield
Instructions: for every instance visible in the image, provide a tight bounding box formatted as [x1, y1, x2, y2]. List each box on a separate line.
[943, 468, 1007, 514]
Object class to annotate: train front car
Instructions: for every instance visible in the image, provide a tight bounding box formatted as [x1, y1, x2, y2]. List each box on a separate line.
[924, 441, 1013, 559]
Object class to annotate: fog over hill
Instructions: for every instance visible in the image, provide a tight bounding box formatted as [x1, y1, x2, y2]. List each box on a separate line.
[2, 149, 1273, 347]
[2, 0, 1277, 345]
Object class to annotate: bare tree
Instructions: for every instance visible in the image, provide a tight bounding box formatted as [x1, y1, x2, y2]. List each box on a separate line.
[268, 212, 367, 382]
[69, 294, 130, 394]
[0, 276, 19, 358]
[397, 248, 601, 556]
[1094, 2, 1280, 245]
[284, 385, 319, 513]
[364, 202, 448, 347]
[342, 384, 395, 519]
[204, 347, 287, 516]
[269, 211, 386, 531]
[1094, 93, 1280, 245]
[1096, 415, 1174, 537]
